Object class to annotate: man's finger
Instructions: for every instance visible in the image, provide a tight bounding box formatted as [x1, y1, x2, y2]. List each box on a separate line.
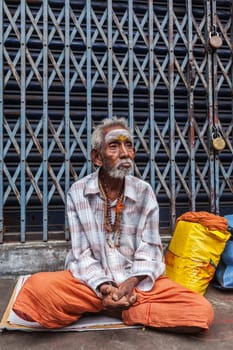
[102, 295, 130, 309]
[100, 285, 111, 295]
[129, 294, 137, 304]
[112, 293, 119, 301]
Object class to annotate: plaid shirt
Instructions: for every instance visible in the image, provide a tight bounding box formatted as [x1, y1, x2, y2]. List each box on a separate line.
[65, 169, 165, 296]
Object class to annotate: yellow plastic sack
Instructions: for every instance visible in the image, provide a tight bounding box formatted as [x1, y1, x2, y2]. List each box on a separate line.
[165, 212, 230, 295]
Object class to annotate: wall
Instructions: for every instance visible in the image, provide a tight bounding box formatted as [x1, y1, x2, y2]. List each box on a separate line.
[0, 241, 71, 276]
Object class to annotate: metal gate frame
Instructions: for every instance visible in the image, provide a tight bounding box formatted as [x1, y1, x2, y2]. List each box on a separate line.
[0, 0, 232, 243]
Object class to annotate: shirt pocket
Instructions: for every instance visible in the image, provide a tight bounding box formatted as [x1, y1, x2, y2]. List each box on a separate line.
[119, 223, 138, 257]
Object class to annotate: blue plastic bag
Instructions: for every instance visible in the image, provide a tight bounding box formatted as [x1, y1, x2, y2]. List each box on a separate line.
[225, 215, 233, 234]
[214, 215, 233, 290]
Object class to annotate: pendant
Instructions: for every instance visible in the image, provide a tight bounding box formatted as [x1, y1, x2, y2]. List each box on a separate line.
[107, 231, 120, 248]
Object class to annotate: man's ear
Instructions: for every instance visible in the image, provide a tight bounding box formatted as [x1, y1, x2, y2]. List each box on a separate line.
[91, 149, 103, 167]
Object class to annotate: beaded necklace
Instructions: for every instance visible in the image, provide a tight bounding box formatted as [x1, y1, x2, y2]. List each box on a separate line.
[98, 178, 125, 248]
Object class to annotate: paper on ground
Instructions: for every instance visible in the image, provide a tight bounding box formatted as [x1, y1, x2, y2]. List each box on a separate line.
[0, 275, 140, 332]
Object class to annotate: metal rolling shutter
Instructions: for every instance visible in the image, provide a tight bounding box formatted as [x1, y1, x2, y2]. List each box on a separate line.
[0, 0, 232, 242]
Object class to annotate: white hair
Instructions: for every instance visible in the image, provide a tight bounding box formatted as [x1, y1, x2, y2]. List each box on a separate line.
[91, 117, 132, 150]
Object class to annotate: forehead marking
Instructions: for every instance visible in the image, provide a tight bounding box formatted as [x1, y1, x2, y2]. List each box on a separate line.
[104, 129, 132, 143]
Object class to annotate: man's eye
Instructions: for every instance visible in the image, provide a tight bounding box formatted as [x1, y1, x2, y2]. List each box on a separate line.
[109, 143, 118, 148]
[125, 142, 133, 148]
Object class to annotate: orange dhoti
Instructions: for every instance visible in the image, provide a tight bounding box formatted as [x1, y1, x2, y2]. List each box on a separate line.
[13, 270, 214, 330]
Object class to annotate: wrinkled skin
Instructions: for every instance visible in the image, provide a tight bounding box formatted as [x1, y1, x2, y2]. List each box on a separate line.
[99, 276, 143, 314]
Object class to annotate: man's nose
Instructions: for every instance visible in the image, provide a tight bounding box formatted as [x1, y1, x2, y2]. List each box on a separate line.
[119, 143, 129, 157]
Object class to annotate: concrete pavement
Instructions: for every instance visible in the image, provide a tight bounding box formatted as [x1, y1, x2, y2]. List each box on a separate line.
[1, 278, 233, 350]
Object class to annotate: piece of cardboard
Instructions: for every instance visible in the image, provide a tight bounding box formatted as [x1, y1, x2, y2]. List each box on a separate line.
[0, 276, 139, 332]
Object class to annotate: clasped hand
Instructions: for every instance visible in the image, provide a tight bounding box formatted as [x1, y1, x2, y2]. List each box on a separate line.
[99, 278, 138, 311]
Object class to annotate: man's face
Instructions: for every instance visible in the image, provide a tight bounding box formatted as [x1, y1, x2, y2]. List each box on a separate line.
[101, 126, 135, 179]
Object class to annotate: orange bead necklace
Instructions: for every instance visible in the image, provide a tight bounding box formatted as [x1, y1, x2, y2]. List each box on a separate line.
[98, 179, 125, 248]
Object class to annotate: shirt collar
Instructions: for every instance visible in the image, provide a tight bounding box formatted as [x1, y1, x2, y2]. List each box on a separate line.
[124, 175, 138, 202]
[84, 169, 101, 196]
[84, 168, 137, 202]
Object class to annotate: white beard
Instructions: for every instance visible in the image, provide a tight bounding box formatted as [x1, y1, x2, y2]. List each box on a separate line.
[106, 159, 134, 179]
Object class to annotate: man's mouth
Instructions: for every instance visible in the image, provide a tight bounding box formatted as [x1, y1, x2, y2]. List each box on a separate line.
[118, 161, 132, 168]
